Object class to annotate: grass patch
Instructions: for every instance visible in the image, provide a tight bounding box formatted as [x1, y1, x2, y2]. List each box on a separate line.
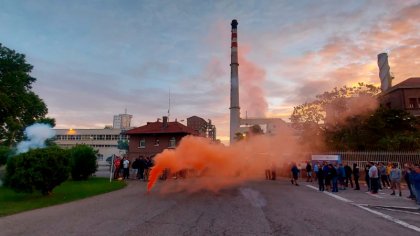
[0, 177, 126, 217]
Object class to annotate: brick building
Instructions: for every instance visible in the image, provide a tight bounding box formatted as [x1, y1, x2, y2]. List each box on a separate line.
[125, 116, 198, 161]
[379, 77, 420, 117]
[186, 116, 216, 140]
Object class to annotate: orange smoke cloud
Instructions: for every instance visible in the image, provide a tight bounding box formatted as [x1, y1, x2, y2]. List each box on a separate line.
[238, 45, 268, 117]
[325, 95, 379, 126]
[147, 126, 305, 193]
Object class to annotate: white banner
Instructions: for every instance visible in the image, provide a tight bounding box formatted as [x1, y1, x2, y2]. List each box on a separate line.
[311, 155, 340, 161]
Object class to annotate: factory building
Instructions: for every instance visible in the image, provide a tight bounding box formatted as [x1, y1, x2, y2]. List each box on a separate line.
[53, 113, 132, 163]
[53, 128, 128, 162]
[187, 116, 217, 141]
[377, 53, 420, 117]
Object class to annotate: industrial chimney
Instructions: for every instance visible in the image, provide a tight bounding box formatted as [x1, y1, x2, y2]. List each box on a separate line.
[230, 19, 240, 144]
[378, 53, 393, 92]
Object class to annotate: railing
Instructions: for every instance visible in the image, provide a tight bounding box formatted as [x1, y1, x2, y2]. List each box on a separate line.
[319, 151, 420, 168]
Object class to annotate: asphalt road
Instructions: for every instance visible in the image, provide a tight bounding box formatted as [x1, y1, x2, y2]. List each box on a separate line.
[0, 178, 419, 236]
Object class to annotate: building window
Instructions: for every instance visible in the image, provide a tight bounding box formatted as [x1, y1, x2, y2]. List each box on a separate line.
[169, 137, 176, 148]
[409, 98, 418, 108]
[139, 138, 146, 148]
[154, 138, 160, 146]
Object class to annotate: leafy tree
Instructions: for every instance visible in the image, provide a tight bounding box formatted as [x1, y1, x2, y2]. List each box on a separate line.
[234, 132, 245, 142]
[325, 107, 420, 151]
[69, 145, 98, 180]
[291, 83, 380, 129]
[117, 139, 129, 151]
[4, 146, 70, 195]
[0, 145, 11, 166]
[0, 43, 54, 146]
[290, 83, 381, 151]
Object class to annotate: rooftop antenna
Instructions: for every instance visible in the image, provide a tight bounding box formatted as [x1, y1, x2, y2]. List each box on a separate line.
[124, 107, 127, 114]
[168, 88, 171, 121]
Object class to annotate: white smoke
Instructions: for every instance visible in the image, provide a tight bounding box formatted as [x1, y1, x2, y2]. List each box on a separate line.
[16, 123, 56, 154]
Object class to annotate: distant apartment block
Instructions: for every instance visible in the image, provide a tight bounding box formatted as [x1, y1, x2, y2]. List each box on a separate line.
[113, 113, 133, 129]
[54, 128, 128, 161]
[187, 116, 216, 141]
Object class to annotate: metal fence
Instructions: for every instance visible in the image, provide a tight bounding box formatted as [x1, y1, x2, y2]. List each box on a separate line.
[320, 151, 420, 169]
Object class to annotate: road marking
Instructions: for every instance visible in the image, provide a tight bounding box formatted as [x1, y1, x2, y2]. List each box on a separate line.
[305, 184, 420, 233]
[354, 204, 420, 233]
[358, 204, 420, 210]
[306, 185, 353, 203]
[366, 192, 384, 198]
[377, 207, 420, 216]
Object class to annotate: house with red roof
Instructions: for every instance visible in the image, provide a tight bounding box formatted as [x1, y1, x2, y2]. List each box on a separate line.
[125, 116, 198, 161]
[379, 77, 420, 117]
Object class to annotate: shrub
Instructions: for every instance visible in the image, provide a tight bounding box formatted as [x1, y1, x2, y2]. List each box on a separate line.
[4, 146, 70, 195]
[69, 145, 97, 180]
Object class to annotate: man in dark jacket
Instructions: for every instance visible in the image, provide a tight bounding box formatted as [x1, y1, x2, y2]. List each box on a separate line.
[138, 156, 146, 180]
[353, 163, 360, 190]
[344, 163, 353, 188]
[306, 162, 312, 182]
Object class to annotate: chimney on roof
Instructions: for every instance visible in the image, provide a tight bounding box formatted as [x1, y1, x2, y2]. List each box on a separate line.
[163, 116, 168, 128]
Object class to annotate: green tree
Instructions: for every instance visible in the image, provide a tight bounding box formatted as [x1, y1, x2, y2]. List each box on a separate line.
[0, 43, 54, 146]
[325, 107, 420, 151]
[0, 145, 11, 166]
[234, 132, 245, 142]
[291, 83, 380, 129]
[69, 145, 98, 180]
[290, 83, 380, 151]
[4, 146, 70, 195]
[117, 139, 129, 151]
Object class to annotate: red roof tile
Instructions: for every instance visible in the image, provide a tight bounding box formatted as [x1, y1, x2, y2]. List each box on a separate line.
[126, 121, 198, 135]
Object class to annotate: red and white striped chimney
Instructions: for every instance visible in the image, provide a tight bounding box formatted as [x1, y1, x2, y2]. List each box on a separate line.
[230, 19, 240, 144]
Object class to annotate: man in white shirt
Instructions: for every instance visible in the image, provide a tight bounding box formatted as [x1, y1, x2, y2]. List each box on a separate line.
[123, 157, 130, 180]
[368, 162, 379, 194]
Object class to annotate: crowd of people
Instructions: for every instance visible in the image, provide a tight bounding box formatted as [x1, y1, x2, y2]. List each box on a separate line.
[113, 155, 154, 181]
[290, 161, 420, 206]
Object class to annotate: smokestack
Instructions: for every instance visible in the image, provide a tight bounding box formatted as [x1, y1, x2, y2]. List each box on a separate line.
[162, 116, 168, 128]
[230, 19, 240, 144]
[378, 53, 393, 92]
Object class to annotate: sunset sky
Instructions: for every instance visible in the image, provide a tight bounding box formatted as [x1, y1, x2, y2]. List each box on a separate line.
[1, 0, 419, 143]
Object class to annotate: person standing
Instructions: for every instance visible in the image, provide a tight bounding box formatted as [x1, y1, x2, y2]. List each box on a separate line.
[317, 163, 325, 191]
[337, 163, 346, 190]
[306, 162, 312, 182]
[389, 163, 402, 196]
[313, 161, 319, 181]
[364, 163, 371, 191]
[324, 163, 331, 191]
[291, 163, 300, 186]
[344, 163, 353, 188]
[353, 163, 360, 190]
[144, 156, 153, 181]
[113, 155, 122, 179]
[122, 157, 130, 180]
[379, 162, 390, 189]
[369, 162, 379, 194]
[270, 162, 277, 180]
[410, 164, 420, 205]
[404, 163, 416, 199]
[331, 163, 339, 193]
